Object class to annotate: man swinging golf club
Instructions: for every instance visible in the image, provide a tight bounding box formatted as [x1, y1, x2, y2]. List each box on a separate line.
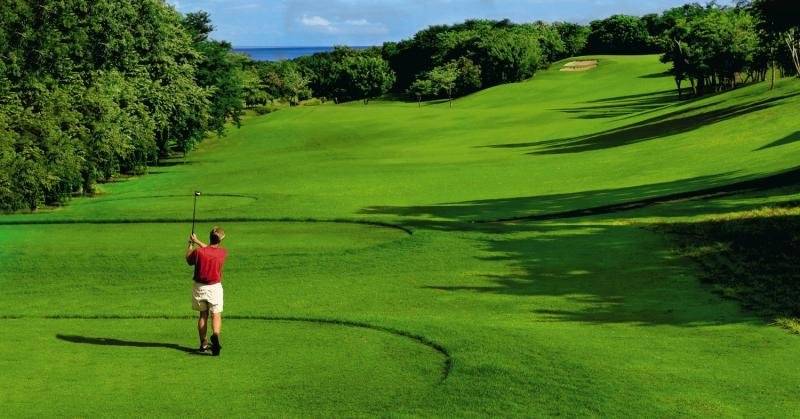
[186, 191, 228, 356]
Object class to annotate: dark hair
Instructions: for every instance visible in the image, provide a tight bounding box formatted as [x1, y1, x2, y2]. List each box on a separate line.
[210, 226, 225, 245]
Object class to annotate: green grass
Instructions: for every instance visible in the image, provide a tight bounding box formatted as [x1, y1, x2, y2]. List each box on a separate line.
[3, 55, 800, 416]
[662, 206, 800, 330]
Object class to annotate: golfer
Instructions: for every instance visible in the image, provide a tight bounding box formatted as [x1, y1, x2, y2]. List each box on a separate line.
[186, 227, 228, 356]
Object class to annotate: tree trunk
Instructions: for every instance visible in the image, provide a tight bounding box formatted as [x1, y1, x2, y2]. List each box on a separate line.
[786, 31, 800, 77]
[675, 78, 682, 99]
[771, 60, 776, 90]
[82, 177, 94, 196]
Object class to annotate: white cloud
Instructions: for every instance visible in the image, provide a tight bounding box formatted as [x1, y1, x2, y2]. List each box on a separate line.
[298, 15, 387, 35]
[300, 15, 332, 28]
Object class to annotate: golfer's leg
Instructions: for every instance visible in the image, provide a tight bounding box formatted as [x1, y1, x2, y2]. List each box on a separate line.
[211, 312, 222, 336]
[198, 310, 209, 346]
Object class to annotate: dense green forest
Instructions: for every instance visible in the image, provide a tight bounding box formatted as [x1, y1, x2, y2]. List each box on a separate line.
[0, 0, 798, 211]
[0, 1, 243, 210]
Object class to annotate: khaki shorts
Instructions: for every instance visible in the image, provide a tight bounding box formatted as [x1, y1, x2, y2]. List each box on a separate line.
[192, 282, 223, 313]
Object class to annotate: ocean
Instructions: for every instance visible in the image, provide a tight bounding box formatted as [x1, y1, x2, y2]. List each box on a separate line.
[233, 46, 371, 62]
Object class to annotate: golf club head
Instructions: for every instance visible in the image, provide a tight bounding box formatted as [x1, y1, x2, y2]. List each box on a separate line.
[194, 191, 201, 197]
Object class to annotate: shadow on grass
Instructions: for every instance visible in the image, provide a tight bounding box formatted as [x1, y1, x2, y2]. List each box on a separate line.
[660, 211, 800, 320]
[552, 89, 681, 120]
[639, 71, 672, 79]
[424, 221, 758, 327]
[363, 169, 800, 327]
[149, 159, 221, 168]
[362, 173, 730, 222]
[363, 167, 800, 223]
[482, 92, 799, 154]
[56, 334, 202, 355]
[585, 89, 676, 103]
[756, 131, 800, 151]
[149, 160, 191, 168]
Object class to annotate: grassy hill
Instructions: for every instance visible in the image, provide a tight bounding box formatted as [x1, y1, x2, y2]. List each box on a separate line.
[3, 55, 800, 416]
[3, 55, 798, 224]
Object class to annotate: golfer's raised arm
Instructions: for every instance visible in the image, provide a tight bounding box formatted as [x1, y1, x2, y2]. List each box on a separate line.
[186, 240, 198, 265]
[190, 233, 208, 248]
[186, 234, 207, 265]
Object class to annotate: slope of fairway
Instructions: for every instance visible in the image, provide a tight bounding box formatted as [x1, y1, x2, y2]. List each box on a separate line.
[4, 55, 800, 417]
[2, 55, 798, 224]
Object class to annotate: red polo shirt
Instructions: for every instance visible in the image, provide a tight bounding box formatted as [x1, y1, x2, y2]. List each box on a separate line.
[187, 246, 228, 285]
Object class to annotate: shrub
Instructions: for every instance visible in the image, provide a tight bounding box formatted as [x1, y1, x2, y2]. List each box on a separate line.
[253, 104, 281, 115]
[301, 98, 323, 106]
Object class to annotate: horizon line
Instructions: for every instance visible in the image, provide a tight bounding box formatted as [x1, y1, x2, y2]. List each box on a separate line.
[232, 45, 376, 49]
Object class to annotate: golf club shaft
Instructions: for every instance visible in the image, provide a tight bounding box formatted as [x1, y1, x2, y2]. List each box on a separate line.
[191, 194, 198, 236]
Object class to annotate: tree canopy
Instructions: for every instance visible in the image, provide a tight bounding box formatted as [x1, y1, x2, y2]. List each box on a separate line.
[658, 2, 790, 96]
[0, 0, 244, 211]
[586, 15, 658, 54]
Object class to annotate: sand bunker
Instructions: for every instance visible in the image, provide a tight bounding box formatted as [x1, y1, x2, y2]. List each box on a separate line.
[561, 60, 598, 72]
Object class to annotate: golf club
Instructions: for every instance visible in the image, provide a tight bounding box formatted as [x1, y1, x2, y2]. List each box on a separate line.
[191, 191, 201, 237]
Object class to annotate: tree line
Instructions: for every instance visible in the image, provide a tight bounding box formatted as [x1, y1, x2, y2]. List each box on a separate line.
[0, 2, 243, 211]
[256, 20, 592, 105]
[1, 1, 798, 212]
[384, 20, 587, 103]
[657, 1, 799, 96]
[241, 47, 395, 108]
[251, 1, 798, 105]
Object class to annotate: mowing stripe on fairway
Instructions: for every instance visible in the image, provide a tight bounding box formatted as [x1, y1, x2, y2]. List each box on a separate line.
[0, 217, 415, 235]
[76, 193, 261, 204]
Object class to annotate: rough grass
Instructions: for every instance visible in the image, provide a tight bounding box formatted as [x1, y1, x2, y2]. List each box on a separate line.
[3, 55, 800, 416]
[661, 205, 800, 332]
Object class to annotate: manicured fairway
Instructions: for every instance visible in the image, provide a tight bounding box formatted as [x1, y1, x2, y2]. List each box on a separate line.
[3, 55, 800, 416]
[2, 319, 444, 416]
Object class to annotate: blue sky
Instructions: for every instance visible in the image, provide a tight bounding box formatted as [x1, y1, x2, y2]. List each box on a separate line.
[167, 0, 702, 47]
